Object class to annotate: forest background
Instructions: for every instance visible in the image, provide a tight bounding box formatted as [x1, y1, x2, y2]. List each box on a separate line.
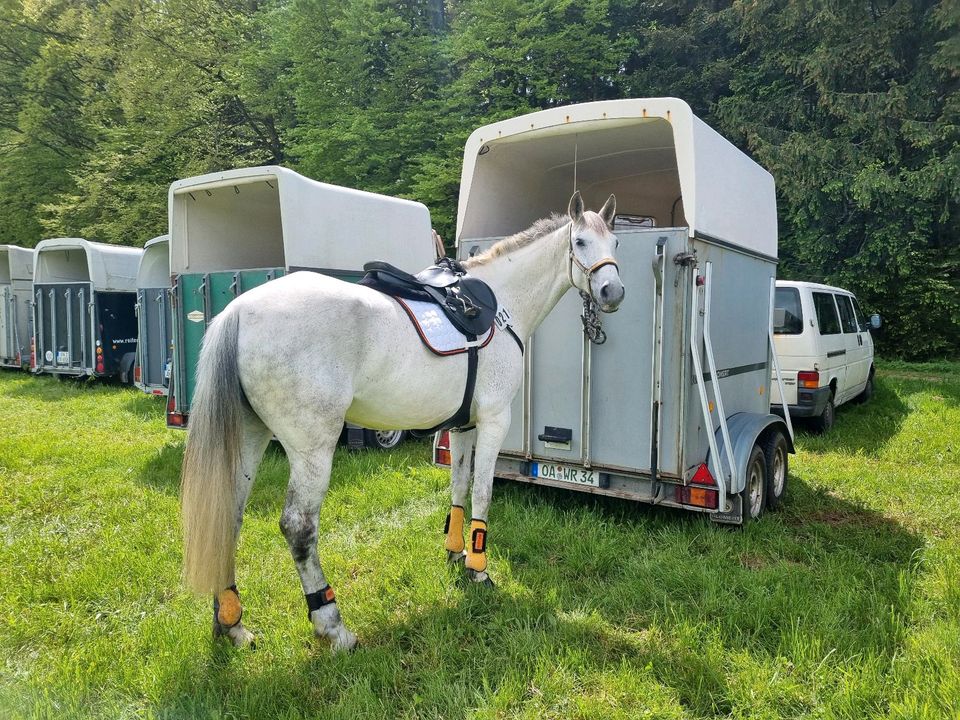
[0, 0, 956, 358]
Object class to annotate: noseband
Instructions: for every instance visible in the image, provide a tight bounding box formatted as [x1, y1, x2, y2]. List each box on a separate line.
[567, 225, 619, 290]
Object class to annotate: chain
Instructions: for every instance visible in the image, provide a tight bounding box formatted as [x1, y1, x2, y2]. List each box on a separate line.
[580, 290, 607, 345]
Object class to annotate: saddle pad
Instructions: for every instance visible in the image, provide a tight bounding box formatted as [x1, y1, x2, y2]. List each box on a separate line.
[395, 298, 494, 356]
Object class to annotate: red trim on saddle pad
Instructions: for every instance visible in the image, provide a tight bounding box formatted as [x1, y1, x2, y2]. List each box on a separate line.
[392, 297, 495, 356]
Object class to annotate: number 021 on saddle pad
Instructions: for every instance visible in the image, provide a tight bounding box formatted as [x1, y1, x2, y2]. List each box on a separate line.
[358, 259, 499, 355]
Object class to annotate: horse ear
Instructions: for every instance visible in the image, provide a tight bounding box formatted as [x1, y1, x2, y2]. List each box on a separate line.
[599, 194, 617, 228]
[568, 191, 584, 223]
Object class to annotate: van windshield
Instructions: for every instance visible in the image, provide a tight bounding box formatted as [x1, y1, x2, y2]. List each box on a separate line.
[774, 287, 803, 334]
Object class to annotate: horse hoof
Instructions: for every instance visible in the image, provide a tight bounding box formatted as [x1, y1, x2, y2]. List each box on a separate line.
[227, 625, 257, 649]
[466, 569, 495, 588]
[447, 550, 467, 565]
[330, 629, 358, 653]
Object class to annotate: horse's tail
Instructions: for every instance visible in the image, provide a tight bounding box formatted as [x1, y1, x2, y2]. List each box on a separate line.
[180, 306, 244, 594]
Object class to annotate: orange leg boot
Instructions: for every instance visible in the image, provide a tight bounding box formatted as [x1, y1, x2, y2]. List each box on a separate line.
[465, 519, 492, 585]
[444, 505, 466, 563]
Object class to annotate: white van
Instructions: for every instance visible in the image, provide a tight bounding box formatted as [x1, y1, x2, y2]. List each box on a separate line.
[771, 281, 880, 432]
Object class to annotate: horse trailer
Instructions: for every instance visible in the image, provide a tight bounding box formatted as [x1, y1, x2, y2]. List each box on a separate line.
[32, 238, 142, 379]
[166, 165, 437, 442]
[134, 235, 172, 395]
[0, 245, 34, 369]
[436, 98, 794, 524]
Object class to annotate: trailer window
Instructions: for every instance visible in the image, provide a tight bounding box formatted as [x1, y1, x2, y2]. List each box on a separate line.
[813, 292, 841, 334]
[836, 294, 859, 333]
[774, 288, 803, 334]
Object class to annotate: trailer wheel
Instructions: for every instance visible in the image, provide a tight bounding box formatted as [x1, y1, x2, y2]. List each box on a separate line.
[763, 431, 789, 510]
[741, 444, 767, 524]
[364, 429, 406, 450]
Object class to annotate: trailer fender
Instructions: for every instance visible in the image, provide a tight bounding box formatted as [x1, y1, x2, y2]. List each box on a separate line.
[710, 413, 794, 495]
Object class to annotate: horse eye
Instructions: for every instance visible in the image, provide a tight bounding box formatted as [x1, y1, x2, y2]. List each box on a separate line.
[575, 238, 586, 247]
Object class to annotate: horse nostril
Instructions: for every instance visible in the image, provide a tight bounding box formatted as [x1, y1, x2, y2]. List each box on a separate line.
[600, 281, 611, 299]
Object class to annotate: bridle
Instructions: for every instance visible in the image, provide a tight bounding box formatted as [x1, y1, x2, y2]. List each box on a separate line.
[567, 222, 619, 345]
[567, 223, 619, 291]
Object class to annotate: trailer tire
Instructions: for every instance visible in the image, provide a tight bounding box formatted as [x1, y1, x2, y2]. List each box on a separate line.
[740, 444, 767, 525]
[364, 429, 406, 450]
[763, 431, 789, 511]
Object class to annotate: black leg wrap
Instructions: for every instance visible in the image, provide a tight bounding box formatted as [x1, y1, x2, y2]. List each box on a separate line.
[305, 585, 337, 618]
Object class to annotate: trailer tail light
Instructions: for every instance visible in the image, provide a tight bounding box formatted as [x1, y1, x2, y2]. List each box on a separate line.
[166, 393, 186, 428]
[30, 337, 35, 369]
[797, 370, 819, 389]
[434, 431, 451, 467]
[134, 365, 141, 383]
[96, 361, 105, 374]
[675, 484, 719, 510]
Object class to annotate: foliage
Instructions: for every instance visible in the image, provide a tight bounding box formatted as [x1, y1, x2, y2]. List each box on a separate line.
[0, 0, 956, 357]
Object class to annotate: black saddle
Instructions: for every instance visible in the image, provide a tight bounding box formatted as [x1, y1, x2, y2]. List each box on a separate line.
[359, 258, 497, 337]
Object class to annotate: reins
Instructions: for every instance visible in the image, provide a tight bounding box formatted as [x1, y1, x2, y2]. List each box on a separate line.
[567, 223, 617, 345]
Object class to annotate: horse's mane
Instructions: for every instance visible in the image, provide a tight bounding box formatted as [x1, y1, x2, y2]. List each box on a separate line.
[462, 214, 569, 268]
[463, 211, 610, 268]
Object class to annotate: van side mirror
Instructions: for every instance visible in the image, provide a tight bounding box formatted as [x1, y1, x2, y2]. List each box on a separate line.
[870, 313, 882, 330]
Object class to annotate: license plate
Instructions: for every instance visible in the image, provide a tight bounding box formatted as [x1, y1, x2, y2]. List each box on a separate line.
[56, 351, 69, 364]
[531, 461, 598, 487]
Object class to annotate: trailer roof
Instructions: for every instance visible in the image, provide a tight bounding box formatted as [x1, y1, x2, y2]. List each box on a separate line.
[137, 235, 170, 288]
[168, 166, 435, 275]
[458, 98, 778, 259]
[0, 245, 34, 282]
[33, 238, 142, 291]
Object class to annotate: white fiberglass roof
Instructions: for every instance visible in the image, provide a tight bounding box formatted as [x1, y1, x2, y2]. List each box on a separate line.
[137, 235, 170, 288]
[168, 166, 436, 275]
[33, 238, 142, 292]
[0, 245, 34, 283]
[458, 98, 778, 259]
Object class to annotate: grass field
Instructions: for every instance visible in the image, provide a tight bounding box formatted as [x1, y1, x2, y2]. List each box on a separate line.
[1, 363, 958, 719]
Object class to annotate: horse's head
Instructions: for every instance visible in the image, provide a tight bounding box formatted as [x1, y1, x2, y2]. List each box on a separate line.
[566, 191, 625, 313]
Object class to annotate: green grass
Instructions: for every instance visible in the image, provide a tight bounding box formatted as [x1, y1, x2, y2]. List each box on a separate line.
[1, 364, 959, 719]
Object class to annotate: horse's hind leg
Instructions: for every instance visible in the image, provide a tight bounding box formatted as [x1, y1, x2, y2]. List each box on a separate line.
[444, 428, 476, 563]
[280, 432, 357, 652]
[214, 407, 272, 647]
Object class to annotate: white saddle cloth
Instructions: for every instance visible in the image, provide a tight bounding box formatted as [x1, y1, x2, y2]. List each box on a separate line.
[395, 298, 494, 356]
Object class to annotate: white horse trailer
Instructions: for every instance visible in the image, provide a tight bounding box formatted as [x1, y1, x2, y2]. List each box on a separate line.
[166, 165, 437, 448]
[134, 235, 172, 395]
[32, 238, 142, 378]
[440, 98, 794, 524]
[0, 245, 35, 369]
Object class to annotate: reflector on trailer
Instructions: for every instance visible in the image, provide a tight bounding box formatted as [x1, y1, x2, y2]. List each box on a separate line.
[434, 431, 452, 467]
[691, 463, 716, 486]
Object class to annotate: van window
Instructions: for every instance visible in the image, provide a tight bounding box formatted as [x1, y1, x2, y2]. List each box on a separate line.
[851, 297, 868, 331]
[836, 294, 859, 333]
[774, 287, 803, 334]
[813, 292, 841, 334]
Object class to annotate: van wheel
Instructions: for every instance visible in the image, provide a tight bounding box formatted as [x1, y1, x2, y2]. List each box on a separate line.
[812, 396, 834, 434]
[855, 374, 874, 404]
[364, 429, 406, 450]
[740, 444, 767, 525]
[763, 431, 789, 510]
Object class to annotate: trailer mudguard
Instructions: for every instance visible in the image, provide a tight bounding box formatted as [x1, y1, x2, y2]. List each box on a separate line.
[709, 412, 794, 495]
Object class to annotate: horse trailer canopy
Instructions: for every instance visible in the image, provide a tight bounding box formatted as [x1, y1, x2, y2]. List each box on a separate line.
[33, 238, 142, 377]
[458, 97, 777, 261]
[135, 235, 172, 394]
[168, 166, 435, 275]
[0, 245, 35, 368]
[167, 166, 438, 425]
[454, 98, 791, 524]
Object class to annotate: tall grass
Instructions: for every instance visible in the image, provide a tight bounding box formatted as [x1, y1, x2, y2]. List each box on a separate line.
[0, 365, 958, 718]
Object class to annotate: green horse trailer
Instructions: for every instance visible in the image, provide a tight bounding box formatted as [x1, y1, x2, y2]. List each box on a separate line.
[32, 238, 142, 379]
[0, 245, 34, 369]
[166, 166, 437, 441]
[134, 235, 172, 395]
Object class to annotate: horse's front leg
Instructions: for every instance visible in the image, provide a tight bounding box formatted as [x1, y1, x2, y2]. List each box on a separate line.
[444, 428, 477, 563]
[465, 410, 511, 585]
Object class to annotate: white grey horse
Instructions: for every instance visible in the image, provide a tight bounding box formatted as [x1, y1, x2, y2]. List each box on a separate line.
[180, 192, 624, 650]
